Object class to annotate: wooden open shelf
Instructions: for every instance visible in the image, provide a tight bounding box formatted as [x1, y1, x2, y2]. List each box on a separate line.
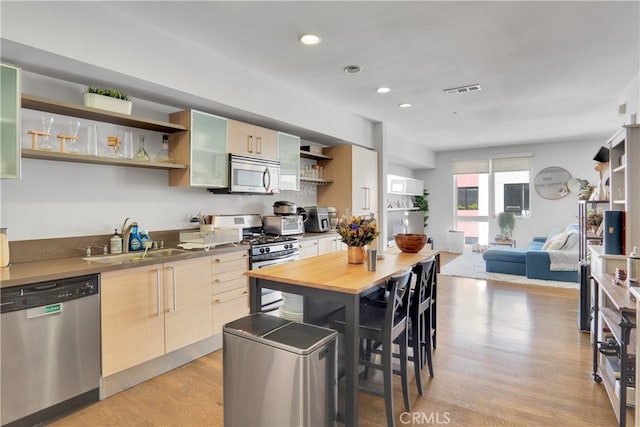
[22, 94, 188, 134]
[299, 150, 332, 160]
[22, 149, 187, 170]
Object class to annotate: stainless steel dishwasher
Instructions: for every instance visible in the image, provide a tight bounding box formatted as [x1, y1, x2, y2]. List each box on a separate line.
[1, 274, 100, 426]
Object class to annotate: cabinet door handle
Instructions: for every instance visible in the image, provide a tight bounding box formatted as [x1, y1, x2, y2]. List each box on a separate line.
[167, 265, 177, 312]
[214, 291, 248, 304]
[256, 136, 262, 154]
[247, 135, 253, 153]
[155, 269, 161, 317]
[362, 186, 370, 210]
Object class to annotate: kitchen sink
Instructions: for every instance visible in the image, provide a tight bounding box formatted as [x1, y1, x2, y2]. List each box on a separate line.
[83, 248, 190, 264]
[146, 248, 189, 258]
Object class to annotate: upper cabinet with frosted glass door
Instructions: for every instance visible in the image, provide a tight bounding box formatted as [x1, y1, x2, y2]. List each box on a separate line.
[227, 119, 278, 161]
[1, 63, 21, 179]
[278, 132, 300, 191]
[168, 110, 228, 188]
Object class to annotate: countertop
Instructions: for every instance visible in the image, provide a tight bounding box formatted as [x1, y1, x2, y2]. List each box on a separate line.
[247, 247, 439, 294]
[0, 232, 340, 289]
[0, 244, 247, 289]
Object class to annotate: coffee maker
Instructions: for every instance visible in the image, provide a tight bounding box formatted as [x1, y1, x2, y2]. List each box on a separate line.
[304, 206, 330, 232]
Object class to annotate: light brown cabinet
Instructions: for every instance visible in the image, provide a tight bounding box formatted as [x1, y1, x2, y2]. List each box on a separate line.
[101, 256, 212, 376]
[318, 144, 378, 218]
[211, 250, 250, 334]
[227, 119, 278, 160]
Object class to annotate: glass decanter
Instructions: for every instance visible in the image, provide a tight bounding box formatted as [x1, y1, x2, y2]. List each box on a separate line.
[134, 135, 150, 161]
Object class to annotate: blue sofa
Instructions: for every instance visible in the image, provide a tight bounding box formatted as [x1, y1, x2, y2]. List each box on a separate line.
[482, 224, 579, 282]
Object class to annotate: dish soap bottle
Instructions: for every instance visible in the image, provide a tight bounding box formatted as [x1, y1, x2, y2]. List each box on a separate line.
[140, 230, 153, 249]
[129, 222, 143, 252]
[110, 228, 123, 254]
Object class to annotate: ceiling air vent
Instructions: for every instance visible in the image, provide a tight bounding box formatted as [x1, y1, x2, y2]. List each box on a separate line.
[444, 84, 482, 95]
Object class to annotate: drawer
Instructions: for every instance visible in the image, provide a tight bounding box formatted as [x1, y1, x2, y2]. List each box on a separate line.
[212, 254, 248, 275]
[299, 239, 319, 259]
[212, 276, 247, 294]
[212, 287, 249, 335]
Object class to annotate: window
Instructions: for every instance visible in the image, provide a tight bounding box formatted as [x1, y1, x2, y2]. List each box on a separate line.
[453, 155, 531, 245]
[504, 183, 530, 214]
[457, 187, 479, 210]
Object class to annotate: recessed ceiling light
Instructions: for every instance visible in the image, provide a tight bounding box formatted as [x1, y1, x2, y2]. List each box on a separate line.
[299, 34, 321, 45]
[343, 65, 362, 74]
[398, 103, 412, 108]
[376, 87, 391, 94]
[443, 84, 482, 95]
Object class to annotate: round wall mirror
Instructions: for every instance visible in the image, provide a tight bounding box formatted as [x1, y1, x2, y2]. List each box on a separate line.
[534, 166, 572, 200]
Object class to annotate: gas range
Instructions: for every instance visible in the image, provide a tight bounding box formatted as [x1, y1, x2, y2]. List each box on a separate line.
[212, 214, 300, 267]
[242, 235, 299, 263]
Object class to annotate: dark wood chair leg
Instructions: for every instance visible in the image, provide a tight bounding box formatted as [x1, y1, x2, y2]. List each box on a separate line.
[399, 331, 411, 412]
[412, 314, 423, 395]
[383, 339, 395, 427]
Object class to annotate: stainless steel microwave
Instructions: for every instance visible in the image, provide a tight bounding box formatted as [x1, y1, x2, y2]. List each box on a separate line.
[210, 154, 280, 194]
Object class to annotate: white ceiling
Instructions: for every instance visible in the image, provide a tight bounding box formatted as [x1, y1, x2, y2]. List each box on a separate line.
[101, 1, 639, 152]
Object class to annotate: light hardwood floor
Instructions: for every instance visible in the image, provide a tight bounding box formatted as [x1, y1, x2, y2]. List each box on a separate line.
[50, 253, 617, 426]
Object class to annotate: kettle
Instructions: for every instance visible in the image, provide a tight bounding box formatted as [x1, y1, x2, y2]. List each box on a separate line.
[296, 207, 308, 222]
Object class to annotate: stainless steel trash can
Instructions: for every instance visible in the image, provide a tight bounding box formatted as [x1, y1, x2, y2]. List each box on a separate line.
[223, 313, 337, 427]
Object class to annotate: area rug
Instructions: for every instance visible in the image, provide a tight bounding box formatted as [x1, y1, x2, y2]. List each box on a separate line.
[440, 252, 579, 289]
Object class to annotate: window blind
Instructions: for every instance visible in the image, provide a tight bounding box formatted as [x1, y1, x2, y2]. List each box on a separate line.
[451, 159, 490, 174]
[492, 156, 531, 172]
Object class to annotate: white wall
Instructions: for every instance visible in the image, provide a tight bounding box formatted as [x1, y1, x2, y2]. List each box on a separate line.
[1, 73, 318, 241]
[418, 138, 607, 250]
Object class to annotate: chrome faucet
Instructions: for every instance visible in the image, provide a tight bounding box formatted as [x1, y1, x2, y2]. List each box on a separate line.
[121, 217, 133, 253]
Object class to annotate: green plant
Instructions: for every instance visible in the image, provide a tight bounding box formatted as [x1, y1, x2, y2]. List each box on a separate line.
[85, 86, 130, 101]
[497, 212, 515, 239]
[414, 190, 429, 228]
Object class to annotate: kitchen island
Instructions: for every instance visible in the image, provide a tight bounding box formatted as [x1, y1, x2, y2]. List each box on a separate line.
[247, 247, 439, 426]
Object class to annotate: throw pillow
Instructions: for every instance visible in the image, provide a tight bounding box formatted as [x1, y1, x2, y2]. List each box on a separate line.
[542, 230, 569, 251]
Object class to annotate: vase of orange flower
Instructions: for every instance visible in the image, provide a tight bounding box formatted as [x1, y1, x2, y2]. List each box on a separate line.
[336, 214, 380, 264]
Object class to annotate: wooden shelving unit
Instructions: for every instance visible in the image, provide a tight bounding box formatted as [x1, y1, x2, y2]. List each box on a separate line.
[592, 271, 636, 427]
[299, 150, 332, 161]
[20, 94, 190, 171]
[22, 149, 187, 170]
[22, 94, 188, 134]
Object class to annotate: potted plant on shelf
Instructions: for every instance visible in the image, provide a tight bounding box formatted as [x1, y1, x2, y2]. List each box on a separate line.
[496, 212, 515, 241]
[414, 189, 430, 230]
[83, 86, 132, 115]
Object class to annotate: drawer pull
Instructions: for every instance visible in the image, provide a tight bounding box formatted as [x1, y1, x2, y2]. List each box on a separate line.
[214, 291, 248, 304]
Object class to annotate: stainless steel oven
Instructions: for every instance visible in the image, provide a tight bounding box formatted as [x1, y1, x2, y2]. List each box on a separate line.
[246, 236, 299, 312]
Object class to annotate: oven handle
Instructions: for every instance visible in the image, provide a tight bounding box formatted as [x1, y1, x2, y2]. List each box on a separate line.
[252, 254, 298, 269]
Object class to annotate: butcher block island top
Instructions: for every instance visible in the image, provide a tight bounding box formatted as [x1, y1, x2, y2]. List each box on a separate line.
[246, 247, 439, 294]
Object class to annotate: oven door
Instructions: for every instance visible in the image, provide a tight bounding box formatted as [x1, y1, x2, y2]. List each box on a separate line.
[251, 253, 299, 312]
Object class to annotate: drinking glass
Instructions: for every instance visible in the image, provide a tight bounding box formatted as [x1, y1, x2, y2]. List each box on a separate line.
[122, 130, 134, 159]
[65, 120, 81, 153]
[39, 116, 54, 150]
[87, 125, 98, 156]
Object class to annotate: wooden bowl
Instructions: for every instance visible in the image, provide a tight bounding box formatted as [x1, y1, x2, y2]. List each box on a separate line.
[394, 234, 428, 253]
